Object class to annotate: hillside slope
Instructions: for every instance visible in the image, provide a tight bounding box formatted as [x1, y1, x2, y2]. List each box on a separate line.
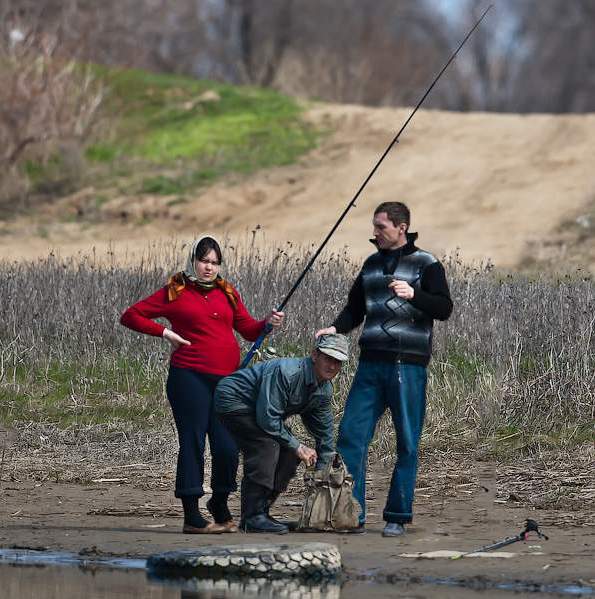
[1, 102, 594, 271]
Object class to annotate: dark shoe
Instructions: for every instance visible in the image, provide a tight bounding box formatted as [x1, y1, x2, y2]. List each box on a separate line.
[338, 523, 366, 534]
[241, 514, 289, 534]
[264, 490, 299, 531]
[382, 522, 405, 537]
[182, 521, 226, 534]
[269, 517, 299, 531]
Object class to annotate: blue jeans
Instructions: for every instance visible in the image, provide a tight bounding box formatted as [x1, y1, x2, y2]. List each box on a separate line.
[336, 360, 427, 524]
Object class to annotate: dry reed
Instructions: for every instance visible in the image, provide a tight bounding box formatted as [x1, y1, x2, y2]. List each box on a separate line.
[0, 238, 593, 470]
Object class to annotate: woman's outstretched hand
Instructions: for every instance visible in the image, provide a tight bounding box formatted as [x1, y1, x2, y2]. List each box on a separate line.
[266, 310, 285, 330]
[163, 328, 191, 350]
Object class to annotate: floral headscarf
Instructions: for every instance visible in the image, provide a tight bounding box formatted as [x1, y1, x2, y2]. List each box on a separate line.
[167, 235, 238, 309]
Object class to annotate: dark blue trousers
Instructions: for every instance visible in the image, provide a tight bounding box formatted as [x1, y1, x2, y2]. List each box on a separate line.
[166, 366, 239, 498]
[336, 360, 427, 525]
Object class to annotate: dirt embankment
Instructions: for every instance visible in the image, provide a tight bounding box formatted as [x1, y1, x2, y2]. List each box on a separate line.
[1, 104, 595, 271]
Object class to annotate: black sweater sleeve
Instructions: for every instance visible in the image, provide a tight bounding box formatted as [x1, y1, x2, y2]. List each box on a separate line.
[409, 262, 453, 321]
[332, 272, 366, 333]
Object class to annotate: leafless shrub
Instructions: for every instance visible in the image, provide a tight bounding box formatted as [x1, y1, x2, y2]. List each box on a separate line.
[0, 1, 105, 210]
[0, 239, 593, 459]
[9, 0, 593, 114]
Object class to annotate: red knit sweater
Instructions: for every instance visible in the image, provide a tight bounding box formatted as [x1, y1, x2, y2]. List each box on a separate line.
[120, 285, 265, 376]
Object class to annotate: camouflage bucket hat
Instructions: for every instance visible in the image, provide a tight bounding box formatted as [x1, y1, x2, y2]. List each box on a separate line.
[316, 334, 349, 362]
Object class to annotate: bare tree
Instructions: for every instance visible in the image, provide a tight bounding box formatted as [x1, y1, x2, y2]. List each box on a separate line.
[512, 0, 595, 113]
[444, 0, 595, 113]
[231, 0, 294, 86]
[5, 0, 594, 116]
[272, 0, 461, 107]
[74, 0, 464, 108]
[0, 0, 104, 207]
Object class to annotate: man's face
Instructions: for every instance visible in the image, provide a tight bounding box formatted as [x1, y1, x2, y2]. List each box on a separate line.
[311, 350, 343, 382]
[372, 212, 407, 250]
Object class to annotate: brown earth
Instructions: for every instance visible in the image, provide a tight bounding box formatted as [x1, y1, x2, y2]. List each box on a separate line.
[1, 451, 593, 596]
[1, 104, 595, 271]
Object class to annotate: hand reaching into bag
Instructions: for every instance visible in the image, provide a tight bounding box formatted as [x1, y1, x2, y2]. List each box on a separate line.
[296, 444, 317, 467]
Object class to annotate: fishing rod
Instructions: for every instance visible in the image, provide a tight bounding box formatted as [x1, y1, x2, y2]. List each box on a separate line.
[452, 519, 549, 559]
[241, 5, 493, 369]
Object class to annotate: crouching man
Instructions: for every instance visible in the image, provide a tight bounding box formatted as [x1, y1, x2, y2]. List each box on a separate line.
[214, 334, 349, 534]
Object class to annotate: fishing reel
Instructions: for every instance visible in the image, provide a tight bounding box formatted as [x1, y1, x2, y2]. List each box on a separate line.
[521, 519, 549, 541]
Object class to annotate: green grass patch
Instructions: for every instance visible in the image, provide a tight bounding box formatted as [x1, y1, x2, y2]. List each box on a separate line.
[0, 360, 168, 427]
[86, 143, 119, 162]
[479, 421, 595, 459]
[83, 66, 319, 193]
[16, 64, 321, 213]
[140, 169, 217, 195]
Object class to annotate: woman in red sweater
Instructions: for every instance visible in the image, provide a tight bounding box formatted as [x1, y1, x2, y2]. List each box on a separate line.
[120, 236, 283, 534]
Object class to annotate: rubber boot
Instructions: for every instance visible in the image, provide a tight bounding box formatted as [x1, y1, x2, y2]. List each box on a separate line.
[240, 480, 288, 534]
[266, 490, 298, 531]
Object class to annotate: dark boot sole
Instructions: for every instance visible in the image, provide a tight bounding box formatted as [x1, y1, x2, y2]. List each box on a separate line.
[241, 527, 289, 534]
[240, 520, 289, 535]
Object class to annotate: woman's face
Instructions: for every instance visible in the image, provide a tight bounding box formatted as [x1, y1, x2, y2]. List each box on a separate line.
[194, 249, 220, 282]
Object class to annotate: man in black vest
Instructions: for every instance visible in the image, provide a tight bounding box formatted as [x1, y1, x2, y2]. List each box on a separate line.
[316, 201, 453, 537]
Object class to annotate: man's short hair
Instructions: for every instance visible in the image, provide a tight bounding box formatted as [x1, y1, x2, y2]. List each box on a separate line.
[374, 202, 410, 229]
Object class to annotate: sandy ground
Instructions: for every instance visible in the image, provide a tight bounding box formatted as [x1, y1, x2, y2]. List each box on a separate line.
[1, 461, 593, 596]
[1, 104, 595, 271]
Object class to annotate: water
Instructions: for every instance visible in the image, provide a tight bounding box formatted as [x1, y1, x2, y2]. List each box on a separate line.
[0, 549, 593, 598]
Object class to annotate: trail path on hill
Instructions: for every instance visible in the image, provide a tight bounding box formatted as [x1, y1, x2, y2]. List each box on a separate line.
[1, 104, 595, 270]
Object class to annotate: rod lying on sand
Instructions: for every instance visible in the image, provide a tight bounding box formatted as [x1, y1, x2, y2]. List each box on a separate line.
[240, 5, 493, 368]
[452, 519, 549, 559]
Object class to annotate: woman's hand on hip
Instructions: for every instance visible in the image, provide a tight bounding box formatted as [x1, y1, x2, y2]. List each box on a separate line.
[163, 328, 191, 350]
[266, 310, 285, 330]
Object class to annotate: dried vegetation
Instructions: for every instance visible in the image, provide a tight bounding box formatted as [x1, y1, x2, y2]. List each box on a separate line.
[0, 3, 104, 211]
[0, 239, 593, 519]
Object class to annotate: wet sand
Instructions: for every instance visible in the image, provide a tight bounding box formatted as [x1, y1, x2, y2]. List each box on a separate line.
[1, 462, 593, 596]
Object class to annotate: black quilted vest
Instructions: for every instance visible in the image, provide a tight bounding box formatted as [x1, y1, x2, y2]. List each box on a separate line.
[359, 246, 438, 364]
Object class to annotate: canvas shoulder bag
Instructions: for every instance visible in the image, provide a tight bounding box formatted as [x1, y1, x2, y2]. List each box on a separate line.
[298, 453, 361, 531]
